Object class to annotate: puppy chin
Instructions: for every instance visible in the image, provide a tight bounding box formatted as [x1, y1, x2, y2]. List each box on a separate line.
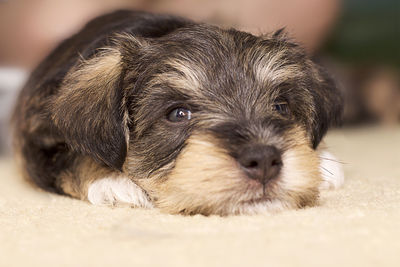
[233, 200, 294, 215]
[136, 128, 321, 216]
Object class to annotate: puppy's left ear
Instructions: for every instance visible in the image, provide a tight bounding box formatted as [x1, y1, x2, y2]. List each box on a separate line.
[51, 48, 128, 170]
[310, 65, 344, 148]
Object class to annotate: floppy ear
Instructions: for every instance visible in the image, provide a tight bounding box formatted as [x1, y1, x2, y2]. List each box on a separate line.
[51, 48, 128, 170]
[310, 65, 344, 148]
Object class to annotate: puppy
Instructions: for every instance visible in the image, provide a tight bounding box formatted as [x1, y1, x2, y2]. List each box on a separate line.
[13, 10, 344, 215]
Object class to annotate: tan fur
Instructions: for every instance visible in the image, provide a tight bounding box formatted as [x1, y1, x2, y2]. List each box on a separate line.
[157, 59, 205, 93]
[51, 48, 127, 139]
[277, 128, 321, 206]
[136, 126, 321, 216]
[53, 48, 122, 111]
[252, 48, 304, 87]
[65, 48, 122, 95]
[58, 157, 113, 200]
[136, 133, 249, 215]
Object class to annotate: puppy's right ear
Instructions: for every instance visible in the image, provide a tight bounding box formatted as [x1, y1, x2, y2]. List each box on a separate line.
[50, 48, 127, 170]
[50, 36, 147, 170]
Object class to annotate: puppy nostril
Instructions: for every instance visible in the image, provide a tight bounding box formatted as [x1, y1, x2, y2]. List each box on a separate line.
[238, 144, 282, 183]
[271, 159, 282, 166]
[248, 161, 258, 168]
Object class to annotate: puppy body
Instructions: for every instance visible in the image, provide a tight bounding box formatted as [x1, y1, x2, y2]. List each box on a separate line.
[13, 10, 343, 215]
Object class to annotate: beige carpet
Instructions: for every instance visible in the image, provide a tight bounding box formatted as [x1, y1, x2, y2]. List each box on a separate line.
[1, 126, 399, 267]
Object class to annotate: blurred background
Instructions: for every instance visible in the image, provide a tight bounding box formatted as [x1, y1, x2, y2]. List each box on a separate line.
[0, 0, 399, 156]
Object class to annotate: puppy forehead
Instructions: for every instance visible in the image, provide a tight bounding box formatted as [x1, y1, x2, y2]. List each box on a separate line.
[148, 28, 311, 100]
[133, 27, 317, 126]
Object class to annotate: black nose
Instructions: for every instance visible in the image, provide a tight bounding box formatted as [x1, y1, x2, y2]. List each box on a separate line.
[237, 144, 282, 184]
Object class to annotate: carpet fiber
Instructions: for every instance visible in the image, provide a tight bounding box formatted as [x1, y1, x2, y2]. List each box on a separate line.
[1, 126, 399, 267]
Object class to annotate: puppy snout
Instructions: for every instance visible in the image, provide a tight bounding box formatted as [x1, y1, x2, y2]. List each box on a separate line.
[238, 144, 282, 184]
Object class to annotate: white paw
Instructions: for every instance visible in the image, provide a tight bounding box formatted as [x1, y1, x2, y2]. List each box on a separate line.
[319, 150, 345, 190]
[87, 176, 153, 208]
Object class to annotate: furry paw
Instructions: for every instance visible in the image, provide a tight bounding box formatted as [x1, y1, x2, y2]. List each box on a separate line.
[319, 150, 345, 190]
[87, 176, 153, 208]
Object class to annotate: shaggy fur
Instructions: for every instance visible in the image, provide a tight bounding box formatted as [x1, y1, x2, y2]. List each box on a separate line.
[12, 10, 343, 215]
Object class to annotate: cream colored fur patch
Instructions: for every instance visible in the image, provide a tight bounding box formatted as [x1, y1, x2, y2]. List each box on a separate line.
[88, 176, 153, 208]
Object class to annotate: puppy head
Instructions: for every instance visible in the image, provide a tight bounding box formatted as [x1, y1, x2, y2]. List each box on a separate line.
[52, 25, 343, 215]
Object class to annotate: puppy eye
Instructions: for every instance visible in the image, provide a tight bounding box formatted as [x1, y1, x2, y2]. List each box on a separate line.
[273, 102, 290, 115]
[167, 108, 192, 122]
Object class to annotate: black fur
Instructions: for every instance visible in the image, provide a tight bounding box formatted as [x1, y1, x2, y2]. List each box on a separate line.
[13, 10, 343, 195]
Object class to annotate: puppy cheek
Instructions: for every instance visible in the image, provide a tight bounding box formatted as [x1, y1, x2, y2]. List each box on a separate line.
[136, 134, 252, 215]
[277, 129, 322, 207]
[136, 128, 322, 215]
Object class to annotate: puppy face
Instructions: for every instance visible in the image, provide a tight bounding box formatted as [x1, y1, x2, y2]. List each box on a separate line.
[53, 25, 342, 215]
